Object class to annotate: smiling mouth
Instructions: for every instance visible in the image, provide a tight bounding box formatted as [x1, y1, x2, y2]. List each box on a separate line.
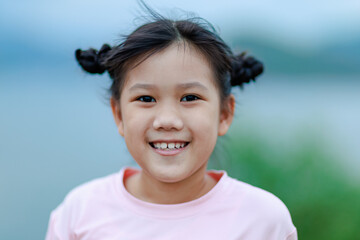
[149, 142, 190, 150]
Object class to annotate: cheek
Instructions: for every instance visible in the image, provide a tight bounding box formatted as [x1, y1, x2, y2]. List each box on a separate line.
[186, 104, 220, 143]
[121, 106, 150, 144]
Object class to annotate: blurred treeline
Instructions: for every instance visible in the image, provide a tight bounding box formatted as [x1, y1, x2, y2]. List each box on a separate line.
[209, 125, 360, 240]
[226, 35, 360, 76]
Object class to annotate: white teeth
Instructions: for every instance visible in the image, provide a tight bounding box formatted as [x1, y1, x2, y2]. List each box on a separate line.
[152, 142, 187, 150]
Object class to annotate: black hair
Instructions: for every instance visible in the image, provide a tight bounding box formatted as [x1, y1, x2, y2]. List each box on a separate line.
[75, 2, 264, 107]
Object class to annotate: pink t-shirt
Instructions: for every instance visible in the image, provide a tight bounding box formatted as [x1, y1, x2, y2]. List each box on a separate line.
[46, 167, 297, 240]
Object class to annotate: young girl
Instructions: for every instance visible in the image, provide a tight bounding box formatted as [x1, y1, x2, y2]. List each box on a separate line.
[46, 6, 297, 240]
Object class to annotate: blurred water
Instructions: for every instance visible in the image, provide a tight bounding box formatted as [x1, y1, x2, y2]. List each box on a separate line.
[0, 67, 359, 239]
[233, 75, 360, 176]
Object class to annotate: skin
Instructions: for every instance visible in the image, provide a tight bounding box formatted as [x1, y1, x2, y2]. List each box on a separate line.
[111, 42, 235, 204]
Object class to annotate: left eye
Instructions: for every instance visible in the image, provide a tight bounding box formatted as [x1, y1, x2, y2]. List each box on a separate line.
[181, 95, 200, 102]
[136, 96, 156, 102]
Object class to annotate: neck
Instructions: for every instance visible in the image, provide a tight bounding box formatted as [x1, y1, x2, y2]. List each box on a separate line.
[125, 165, 217, 204]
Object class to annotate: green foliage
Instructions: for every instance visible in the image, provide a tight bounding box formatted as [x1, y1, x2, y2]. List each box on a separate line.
[209, 127, 360, 240]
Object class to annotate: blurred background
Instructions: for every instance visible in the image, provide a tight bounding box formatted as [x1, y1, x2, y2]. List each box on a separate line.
[0, 0, 359, 239]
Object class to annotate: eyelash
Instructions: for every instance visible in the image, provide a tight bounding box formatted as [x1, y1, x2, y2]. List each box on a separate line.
[135, 95, 200, 103]
[136, 96, 155, 102]
[181, 95, 200, 102]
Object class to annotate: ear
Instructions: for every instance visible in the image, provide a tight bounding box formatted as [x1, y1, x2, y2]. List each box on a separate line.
[110, 98, 124, 136]
[218, 94, 235, 136]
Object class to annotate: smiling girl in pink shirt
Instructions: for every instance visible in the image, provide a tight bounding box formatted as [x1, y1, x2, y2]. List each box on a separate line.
[46, 3, 297, 240]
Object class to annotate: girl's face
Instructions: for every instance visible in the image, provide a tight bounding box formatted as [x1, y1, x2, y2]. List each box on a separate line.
[111, 43, 234, 183]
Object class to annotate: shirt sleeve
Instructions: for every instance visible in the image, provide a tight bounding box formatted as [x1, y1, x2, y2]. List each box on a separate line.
[45, 202, 76, 240]
[45, 210, 58, 240]
[285, 227, 298, 240]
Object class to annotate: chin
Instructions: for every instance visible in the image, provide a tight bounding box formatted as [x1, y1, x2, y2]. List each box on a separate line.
[154, 172, 186, 183]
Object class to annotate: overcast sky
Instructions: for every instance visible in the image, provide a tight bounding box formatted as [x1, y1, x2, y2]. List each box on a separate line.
[1, 0, 360, 50]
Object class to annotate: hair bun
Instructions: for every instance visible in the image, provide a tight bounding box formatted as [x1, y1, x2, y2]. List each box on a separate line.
[75, 44, 112, 74]
[231, 53, 264, 87]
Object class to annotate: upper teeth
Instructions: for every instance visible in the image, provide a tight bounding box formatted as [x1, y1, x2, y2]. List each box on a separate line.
[153, 142, 186, 150]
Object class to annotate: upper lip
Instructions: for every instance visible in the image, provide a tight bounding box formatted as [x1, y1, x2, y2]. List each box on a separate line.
[149, 139, 190, 143]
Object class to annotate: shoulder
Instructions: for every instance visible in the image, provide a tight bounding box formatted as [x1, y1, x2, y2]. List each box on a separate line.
[224, 175, 296, 237]
[63, 172, 120, 207]
[46, 172, 121, 238]
[226, 176, 291, 216]
[51, 172, 120, 220]
[52, 172, 120, 219]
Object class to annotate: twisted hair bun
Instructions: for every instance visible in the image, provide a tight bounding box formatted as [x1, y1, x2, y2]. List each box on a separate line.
[75, 44, 112, 74]
[231, 52, 264, 87]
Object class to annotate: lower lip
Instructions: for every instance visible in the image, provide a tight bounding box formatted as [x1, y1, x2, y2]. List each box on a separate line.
[151, 144, 188, 156]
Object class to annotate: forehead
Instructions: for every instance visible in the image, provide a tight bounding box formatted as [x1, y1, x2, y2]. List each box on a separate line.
[122, 43, 217, 90]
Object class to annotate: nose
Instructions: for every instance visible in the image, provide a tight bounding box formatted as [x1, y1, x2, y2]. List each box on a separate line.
[153, 105, 184, 131]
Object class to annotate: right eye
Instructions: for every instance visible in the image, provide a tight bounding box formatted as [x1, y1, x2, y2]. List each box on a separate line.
[136, 96, 156, 102]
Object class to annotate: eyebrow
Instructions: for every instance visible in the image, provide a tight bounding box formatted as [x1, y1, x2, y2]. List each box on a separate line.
[129, 83, 156, 92]
[177, 82, 209, 91]
[128, 82, 209, 92]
